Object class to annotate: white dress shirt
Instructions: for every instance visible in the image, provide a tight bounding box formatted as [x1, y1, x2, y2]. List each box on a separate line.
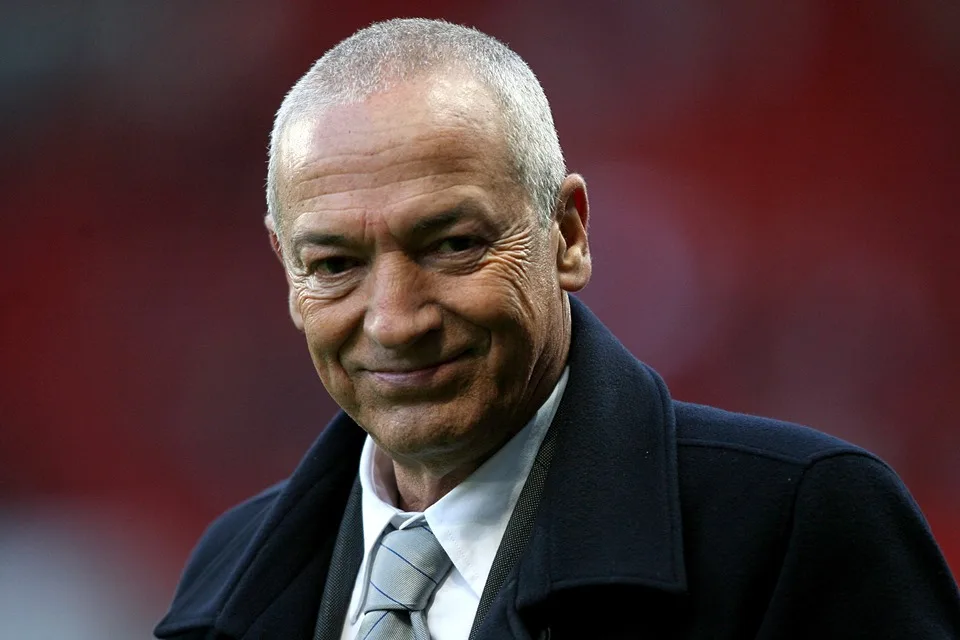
[339, 367, 569, 640]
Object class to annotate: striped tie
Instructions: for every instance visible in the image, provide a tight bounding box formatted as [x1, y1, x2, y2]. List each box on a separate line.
[355, 524, 453, 640]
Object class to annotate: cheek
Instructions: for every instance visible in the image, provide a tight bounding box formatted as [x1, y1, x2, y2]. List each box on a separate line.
[439, 270, 548, 365]
[443, 273, 529, 329]
[297, 294, 358, 376]
[462, 256, 556, 328]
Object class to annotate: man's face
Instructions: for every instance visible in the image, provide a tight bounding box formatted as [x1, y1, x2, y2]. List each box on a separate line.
[271, 74, 579, 470]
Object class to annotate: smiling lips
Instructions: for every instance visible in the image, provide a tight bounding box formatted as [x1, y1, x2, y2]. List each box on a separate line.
[365, 353, 468, 390]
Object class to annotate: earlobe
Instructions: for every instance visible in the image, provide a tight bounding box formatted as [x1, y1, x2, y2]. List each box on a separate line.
[264, 214, 305, 332]
[555, 174, 592, 293]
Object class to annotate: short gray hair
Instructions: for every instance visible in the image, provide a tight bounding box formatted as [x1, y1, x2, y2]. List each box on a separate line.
[266, 18, 566, 228]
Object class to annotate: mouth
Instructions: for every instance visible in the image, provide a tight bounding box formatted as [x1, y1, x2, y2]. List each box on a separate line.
[365, 352, 470, 391]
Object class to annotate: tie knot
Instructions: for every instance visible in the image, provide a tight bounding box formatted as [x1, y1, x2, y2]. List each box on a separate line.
[364, 524, 453, 614]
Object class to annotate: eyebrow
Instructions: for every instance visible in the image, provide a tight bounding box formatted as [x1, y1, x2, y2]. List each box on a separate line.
[290, 230, 351, 255]
[409, 205, 478, 236]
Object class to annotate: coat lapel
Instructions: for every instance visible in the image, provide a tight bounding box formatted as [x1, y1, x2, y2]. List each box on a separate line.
[477, 297, 687, 638]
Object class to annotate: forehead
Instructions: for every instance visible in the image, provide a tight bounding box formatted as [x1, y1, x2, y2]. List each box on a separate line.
[282, 74, 506, 164]
[275, 75, 520, 229]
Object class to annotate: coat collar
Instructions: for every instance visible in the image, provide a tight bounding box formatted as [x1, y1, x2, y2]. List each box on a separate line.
[157, 296, 686, 638]
[513, 296, 687, 612]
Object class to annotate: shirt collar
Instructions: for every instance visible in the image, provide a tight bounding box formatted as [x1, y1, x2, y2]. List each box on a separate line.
[354, 367, 569, 615]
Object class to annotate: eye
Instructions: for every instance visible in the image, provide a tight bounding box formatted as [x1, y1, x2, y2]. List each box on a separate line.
[435, 236, 482, 254]
[310, 256, 361, 275]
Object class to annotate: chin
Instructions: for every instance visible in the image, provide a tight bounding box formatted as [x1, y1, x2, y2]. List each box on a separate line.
[364, 404, 491, 461]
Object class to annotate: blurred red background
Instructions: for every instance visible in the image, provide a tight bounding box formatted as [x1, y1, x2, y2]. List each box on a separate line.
[1, 1, 957, 634]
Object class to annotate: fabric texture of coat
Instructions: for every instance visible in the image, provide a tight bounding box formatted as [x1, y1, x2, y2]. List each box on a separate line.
[155, 297, 960, 639]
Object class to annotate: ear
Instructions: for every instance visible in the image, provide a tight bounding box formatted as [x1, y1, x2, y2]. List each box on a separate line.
[553, 174, 591, 292]
[264, 214, 304, 331]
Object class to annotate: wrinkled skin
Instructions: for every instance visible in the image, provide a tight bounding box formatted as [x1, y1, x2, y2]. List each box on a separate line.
[268, 72, 591, 510]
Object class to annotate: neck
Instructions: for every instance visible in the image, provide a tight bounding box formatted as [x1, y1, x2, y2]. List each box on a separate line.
[391, 463, 477, 512]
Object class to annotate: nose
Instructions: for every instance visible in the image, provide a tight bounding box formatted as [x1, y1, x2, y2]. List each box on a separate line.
[363, 254, 442, 349]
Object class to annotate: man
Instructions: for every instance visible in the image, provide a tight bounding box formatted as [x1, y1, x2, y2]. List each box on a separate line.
[155, 18, 960, 640]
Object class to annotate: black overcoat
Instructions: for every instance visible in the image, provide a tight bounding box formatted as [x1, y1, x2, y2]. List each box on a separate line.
[156, 298, 960, 639]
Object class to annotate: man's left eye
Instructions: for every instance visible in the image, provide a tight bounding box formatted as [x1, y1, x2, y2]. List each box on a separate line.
[435, 236, 480, 253]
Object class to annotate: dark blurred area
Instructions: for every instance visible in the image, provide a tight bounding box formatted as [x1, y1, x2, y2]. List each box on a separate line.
[1, 1, 958, 634]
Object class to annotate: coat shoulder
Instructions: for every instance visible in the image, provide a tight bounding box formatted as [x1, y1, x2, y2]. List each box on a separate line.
[667, 399, 960, 635]
[155, 481, 286, 636]
[673, 400, 871, 466]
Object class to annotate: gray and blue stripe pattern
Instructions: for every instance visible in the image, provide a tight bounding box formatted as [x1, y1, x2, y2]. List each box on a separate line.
[356, 524, 453, 640]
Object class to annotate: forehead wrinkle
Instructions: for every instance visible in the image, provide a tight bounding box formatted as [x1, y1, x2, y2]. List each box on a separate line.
[297, 120, 499, 171]
[285, 135, 500, 218]
[295, 175, 487, 213]
[379, 183, 495, 217]
[292, 152, 485, 194]
[289, 135, 500, 213]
